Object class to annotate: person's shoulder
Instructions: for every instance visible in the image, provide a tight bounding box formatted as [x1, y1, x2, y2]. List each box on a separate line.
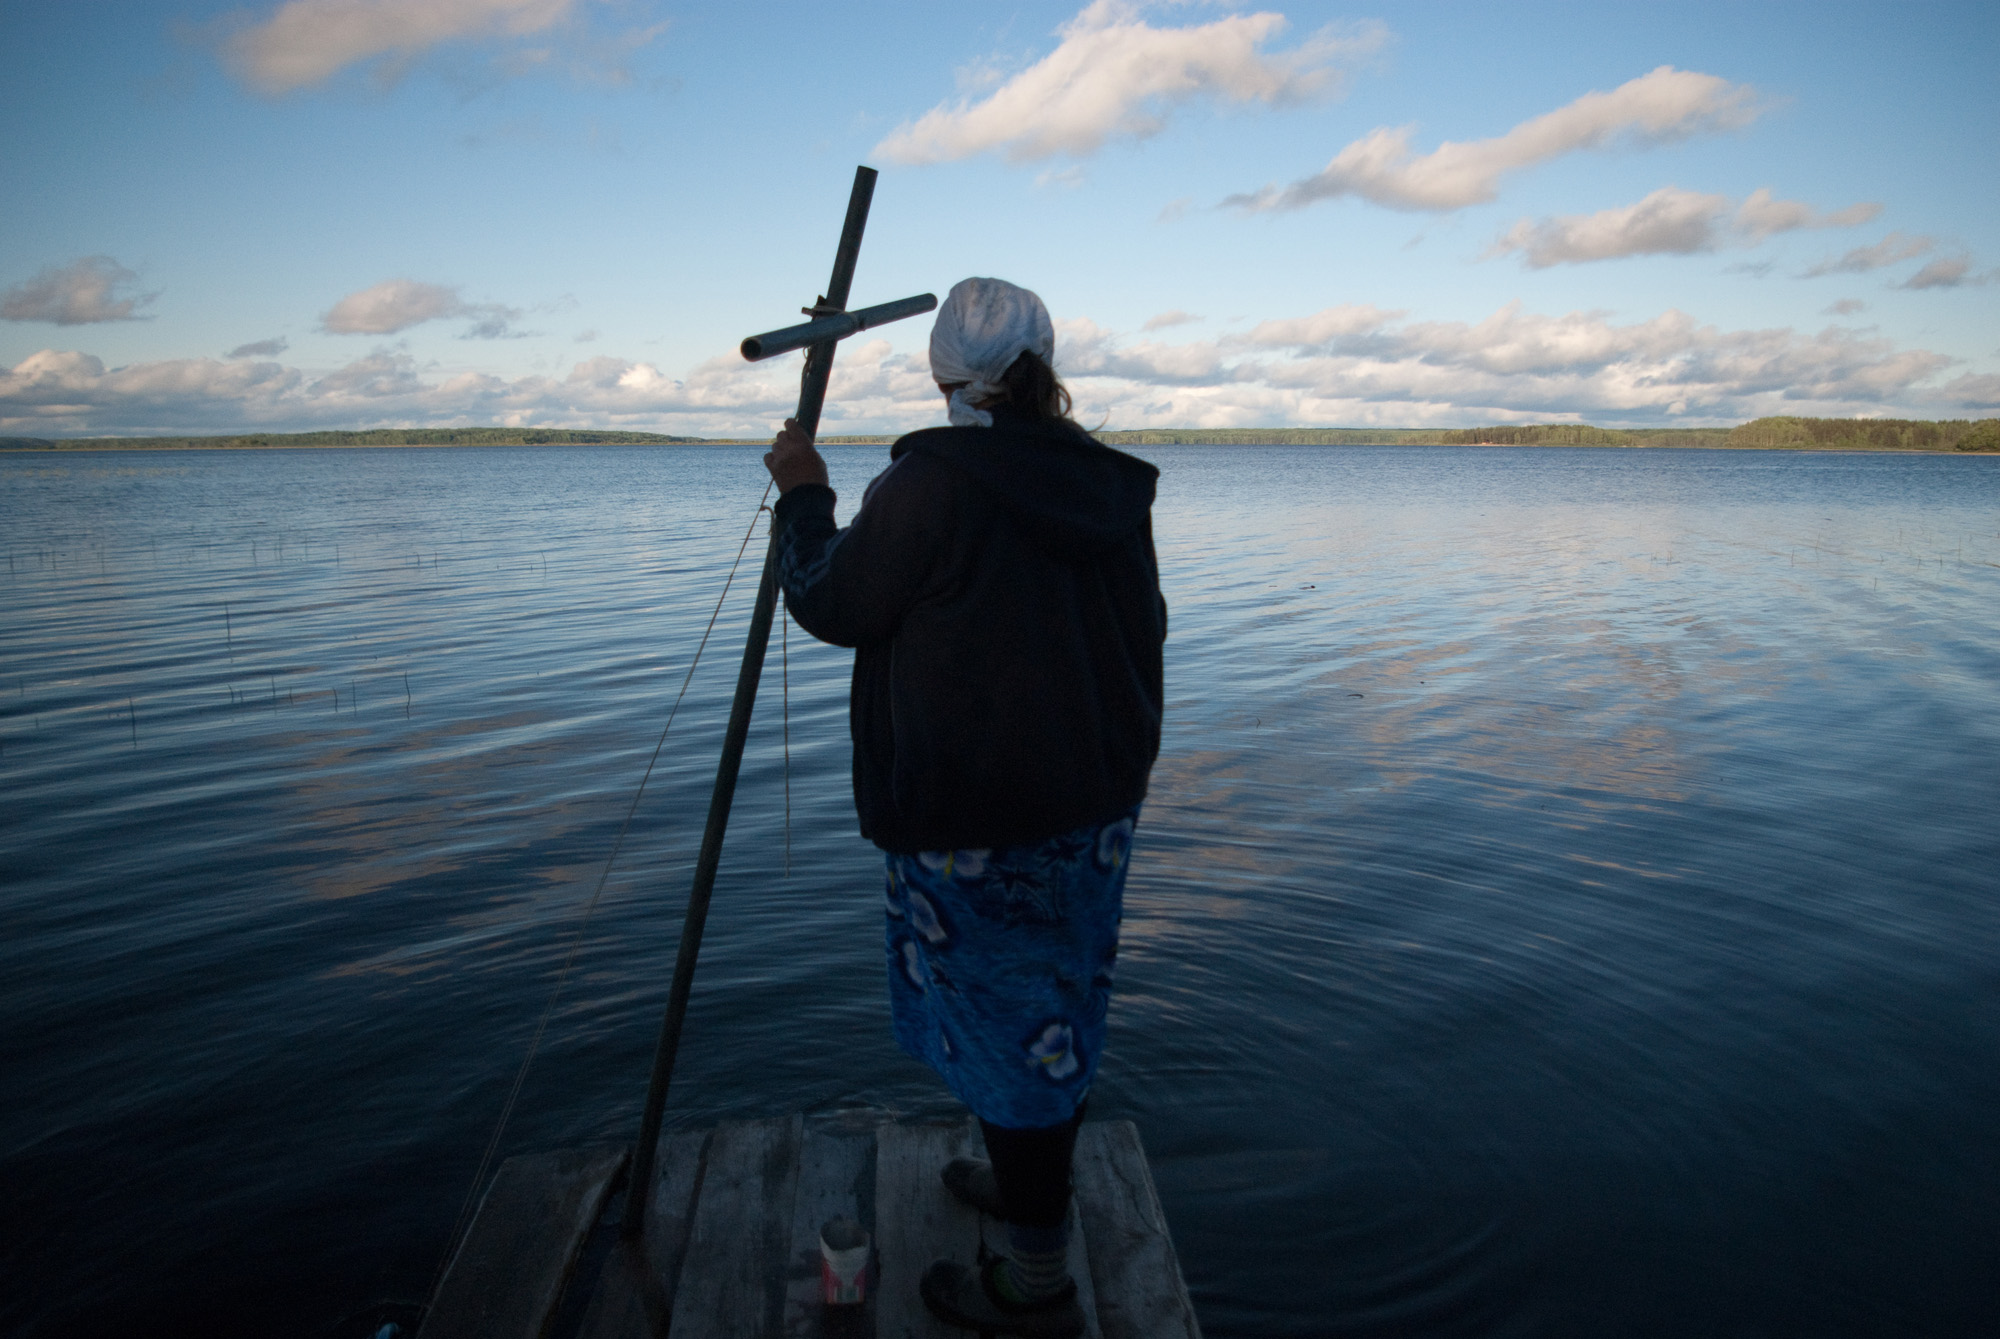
[886, 426, 997, 488]
[890, 424, 978, 459]
[858, 436, 964, 512]
[896, 415, 1082, 459]
[981, 410, 1139, 462]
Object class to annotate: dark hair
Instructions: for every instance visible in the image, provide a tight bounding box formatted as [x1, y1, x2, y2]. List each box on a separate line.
[994, 349, 1074, 422]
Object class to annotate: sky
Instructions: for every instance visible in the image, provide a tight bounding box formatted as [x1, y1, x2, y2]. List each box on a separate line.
[2, 0, 1995, 438]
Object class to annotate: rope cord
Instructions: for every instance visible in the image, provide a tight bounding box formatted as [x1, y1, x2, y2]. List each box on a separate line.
[781, 604, 792, 878]
[424, 480, 775, 1313]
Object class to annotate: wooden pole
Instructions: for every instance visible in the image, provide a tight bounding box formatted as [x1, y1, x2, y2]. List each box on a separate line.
[624, 165, 878, 1240]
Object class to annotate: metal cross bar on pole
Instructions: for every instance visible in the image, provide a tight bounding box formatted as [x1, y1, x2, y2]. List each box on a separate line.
[623, 165, 934, 1240]
[740, 292, 940, 362]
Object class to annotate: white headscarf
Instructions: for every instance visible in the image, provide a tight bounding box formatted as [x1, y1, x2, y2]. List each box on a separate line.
[927, 277, 1056, 428]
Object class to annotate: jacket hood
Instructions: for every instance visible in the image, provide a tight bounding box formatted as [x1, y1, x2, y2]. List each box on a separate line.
[892, 405, 1158, 559]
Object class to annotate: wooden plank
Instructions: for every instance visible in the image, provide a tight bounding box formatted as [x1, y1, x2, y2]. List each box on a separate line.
[781, 1124, 878, 1338]
[576, 1127, 711, 1339]
[667, 1114, 805, 1338]
[422, 1145, 628, 1339]
[874, 1120, 982, 1339]
[1072, 1121, 1201, 1339]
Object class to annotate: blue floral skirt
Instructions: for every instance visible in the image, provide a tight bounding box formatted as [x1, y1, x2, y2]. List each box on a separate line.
[883, 808, 1138, 1129]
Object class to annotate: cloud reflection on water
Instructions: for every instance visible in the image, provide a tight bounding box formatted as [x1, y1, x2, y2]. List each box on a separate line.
[4, 445, 1999, 1337]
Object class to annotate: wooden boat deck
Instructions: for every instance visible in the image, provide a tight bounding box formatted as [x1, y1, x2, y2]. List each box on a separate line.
[420, 1115, 1199, 1339]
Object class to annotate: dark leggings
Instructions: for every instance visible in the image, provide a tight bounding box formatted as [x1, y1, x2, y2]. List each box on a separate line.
[980, 1100, 1088, 1231]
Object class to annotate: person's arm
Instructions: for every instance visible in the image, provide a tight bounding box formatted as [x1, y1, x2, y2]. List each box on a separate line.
[765, 423, 947, 647]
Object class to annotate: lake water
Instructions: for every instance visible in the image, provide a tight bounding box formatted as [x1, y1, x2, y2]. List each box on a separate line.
[3, 444, 1997, 1338]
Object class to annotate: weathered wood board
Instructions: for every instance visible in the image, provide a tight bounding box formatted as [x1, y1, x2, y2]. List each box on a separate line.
[425, 1115, 1196, 1339]
[421, 1144, 626, 1339]
[668, 1114, 805, 1337]
[874, 1120, 983, 1339]
[575, 1126, 710, 1339]
[1074, 1121, 1201, 1339]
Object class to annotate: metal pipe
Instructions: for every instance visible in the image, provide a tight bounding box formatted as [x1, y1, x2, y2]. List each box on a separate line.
[624, 163, 879, 1240]
[740, 291, 937, 362]
[621, 530, 780, 1240]
[792, 165, 876, 437]
[822, 167, 874, 318]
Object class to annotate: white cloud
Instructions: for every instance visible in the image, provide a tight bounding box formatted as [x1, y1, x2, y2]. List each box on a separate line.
[1240, 303, 1404, 350]
[1, 350, 305, 434]
[1801, 231, 1933, 277]
[1052, 301, 1971, 427]
[0, 338, 942, 439]
[8, 302, 1981, 438]
[2, 257, 156, 325]
[1734, 187, 1880, 240]
[322, 279, 464, 333]
[1823, 299, 1867, 316]
[1226, 66, 1760, 213]
[225, 0, 577, 93]
[1938, 374, 2000, 408]
[1492, 187, 1731, 267]
[1899, 255, 1993, 290]
[222, 0, 664, 94]
[320, 278, 523, 338]
[1057, 318, 1231, 385]
[312, 349, 429, 396]
[1141, 309, 1201, 331]
[873, 1, 1382, 165]
[460, 307, 526, 339]
[228, 336, 290, 358]
[1488, 186, 1878, 268]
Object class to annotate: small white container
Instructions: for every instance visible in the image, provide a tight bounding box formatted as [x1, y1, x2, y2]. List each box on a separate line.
[819, 1217, 870, 1306]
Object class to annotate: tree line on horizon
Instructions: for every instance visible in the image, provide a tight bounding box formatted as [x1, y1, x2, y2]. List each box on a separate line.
[3, 416, 1995, 452]
[1723, 416, 1998, 452]
[1095, 417, 1997, 450]
[0, 426, 705, 450]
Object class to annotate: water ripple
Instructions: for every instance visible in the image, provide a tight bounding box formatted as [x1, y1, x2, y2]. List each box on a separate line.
[3, 445, 1998, 1337]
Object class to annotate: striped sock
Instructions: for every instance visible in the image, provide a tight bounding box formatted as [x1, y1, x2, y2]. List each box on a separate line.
[998, 1221, 1071, 1302]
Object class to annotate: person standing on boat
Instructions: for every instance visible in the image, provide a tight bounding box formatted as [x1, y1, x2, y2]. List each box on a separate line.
[765, 277, 1165, 1338]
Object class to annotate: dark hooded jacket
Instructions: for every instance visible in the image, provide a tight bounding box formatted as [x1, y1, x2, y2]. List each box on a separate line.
[773, 404, 1165, 853]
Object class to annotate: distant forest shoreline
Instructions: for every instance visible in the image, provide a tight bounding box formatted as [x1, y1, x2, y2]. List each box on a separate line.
[4, 416, 1996, 453]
